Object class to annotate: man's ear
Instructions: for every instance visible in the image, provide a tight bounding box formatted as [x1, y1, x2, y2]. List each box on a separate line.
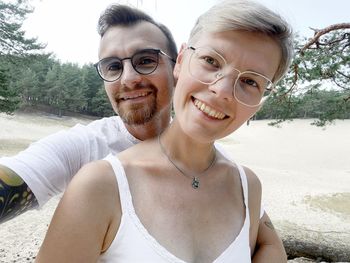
[173, 43, 187, 81]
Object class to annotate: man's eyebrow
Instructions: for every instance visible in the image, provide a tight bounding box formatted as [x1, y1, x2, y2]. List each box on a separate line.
[135, 47, 161, 52]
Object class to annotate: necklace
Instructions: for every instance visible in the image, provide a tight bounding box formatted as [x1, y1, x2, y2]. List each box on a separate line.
[158, 134, 217, 189]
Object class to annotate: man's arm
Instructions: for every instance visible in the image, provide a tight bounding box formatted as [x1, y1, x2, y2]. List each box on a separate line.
[252, 212, 287, 263]
[0, 119, 114, 224]
[0, 165, 38, 224]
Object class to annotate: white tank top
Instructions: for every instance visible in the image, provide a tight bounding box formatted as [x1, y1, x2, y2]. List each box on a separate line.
[98, 154, 251, 263]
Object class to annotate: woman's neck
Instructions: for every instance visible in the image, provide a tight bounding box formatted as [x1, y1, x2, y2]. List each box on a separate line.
[158, 120, 216, 175]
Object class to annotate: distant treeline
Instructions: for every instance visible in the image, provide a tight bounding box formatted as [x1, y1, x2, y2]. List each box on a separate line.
[1, 53, 349, 123]
[0, 54, 114, 117]
[256, 88, 350, 126]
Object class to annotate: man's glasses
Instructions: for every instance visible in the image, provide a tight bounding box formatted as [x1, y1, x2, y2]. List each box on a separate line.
[188, 46, 275, 107]
[94, 49, 175, 82]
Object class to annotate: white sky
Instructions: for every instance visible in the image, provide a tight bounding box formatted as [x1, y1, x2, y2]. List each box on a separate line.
[19, 0, 350, 66]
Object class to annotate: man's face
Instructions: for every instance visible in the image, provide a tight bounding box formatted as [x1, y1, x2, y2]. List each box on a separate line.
[98, 22, 175, 127]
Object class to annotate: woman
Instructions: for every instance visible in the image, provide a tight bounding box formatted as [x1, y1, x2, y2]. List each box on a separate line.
[36, 0, 293, 262]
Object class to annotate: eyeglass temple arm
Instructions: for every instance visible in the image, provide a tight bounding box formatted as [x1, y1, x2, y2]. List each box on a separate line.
[159, 50, 176, 63]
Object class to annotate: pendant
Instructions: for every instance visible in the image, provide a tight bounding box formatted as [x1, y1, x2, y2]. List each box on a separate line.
[192, 177, 200, 189]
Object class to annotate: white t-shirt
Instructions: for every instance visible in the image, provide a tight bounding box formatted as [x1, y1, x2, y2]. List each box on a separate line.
[0, 116, 139, 207]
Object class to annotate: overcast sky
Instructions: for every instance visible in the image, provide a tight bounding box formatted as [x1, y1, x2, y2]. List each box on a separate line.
[20, 0, 350, 65]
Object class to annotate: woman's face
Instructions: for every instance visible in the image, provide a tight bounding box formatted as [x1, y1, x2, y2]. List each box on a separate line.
[173, 30, 281, 143]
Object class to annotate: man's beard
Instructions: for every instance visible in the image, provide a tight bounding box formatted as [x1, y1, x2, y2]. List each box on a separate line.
[117, 96, 157, 125]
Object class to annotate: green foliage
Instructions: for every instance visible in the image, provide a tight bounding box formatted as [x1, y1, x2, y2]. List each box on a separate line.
[81, 64, 104, 114]
[0, 53, 113, 117]
[59, 63, 87, 113]
[0, 0, 44, 56]
[302, 89, 350, 126]
[91, 86, 114, 117]
[294, 31, 350, 89]
[0, 0, 45, 114]
[257, 88, 350, 126]
[258, 30, 350, 126]
[0, 67, 20, 114]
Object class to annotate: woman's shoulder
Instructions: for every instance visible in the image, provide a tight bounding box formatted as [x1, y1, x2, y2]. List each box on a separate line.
[216, 151, 261, 192]
[37, 159, 120, 261]
[66, 159, 119, 209]
[241, 165, 262, 226]
[76, 159, 117, 185]
[241, 166, 262, 194]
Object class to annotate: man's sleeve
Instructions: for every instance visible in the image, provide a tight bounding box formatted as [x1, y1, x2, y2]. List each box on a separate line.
[0, 123, 110, 207]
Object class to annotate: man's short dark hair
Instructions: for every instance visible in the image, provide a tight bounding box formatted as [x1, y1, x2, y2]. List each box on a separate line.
[98, 5, 178, 61]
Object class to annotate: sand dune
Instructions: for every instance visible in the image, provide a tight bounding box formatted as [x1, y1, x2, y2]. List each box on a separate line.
[222, 120, 350, 230]
[0, 112, 349, 262]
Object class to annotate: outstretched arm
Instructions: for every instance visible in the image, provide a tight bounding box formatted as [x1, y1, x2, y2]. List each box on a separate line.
[0, 165, 38, 224]
[252, 212, 287, 263]
[0, 118, 114, 223]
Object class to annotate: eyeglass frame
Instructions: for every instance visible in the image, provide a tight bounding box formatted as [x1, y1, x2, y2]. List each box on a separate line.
[187, 46, 275, 107]
[94, 48, 176, 82]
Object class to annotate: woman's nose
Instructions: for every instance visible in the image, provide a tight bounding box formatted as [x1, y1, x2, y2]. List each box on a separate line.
[208, 73, 235, 101]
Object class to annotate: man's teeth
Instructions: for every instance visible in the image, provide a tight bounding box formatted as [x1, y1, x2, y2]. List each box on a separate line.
[123, 92, 149, 100]
[194, 99, 226, 119]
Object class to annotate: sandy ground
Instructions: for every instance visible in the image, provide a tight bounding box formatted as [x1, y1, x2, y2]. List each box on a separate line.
[0, 112, 349, 262]
[220, 119, 350, 231]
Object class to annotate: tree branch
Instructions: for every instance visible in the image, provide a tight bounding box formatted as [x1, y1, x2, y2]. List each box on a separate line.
[336, 69, 350, 80]
[300, 23, 350, 54]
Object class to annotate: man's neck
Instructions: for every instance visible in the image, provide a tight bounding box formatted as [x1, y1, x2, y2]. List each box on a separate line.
[125, 117, 170, 141]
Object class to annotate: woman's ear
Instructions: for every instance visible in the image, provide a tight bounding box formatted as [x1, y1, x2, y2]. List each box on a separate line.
[173, 43, 187, 81]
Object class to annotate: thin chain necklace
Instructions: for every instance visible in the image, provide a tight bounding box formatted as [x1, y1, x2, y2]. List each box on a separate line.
[158, 134, 217, 189]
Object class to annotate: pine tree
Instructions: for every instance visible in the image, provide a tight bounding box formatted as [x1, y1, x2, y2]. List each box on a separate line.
[0, 0, 45, 113]
[0, 68, 20, 114]
[0, 0, 44, 56]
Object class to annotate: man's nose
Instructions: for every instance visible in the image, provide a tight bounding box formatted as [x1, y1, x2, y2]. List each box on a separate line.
[120, 60, 142, 86]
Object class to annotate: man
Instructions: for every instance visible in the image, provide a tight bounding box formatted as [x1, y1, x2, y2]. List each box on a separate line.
[0, 5, 177, 222]
[0, 4, 286, 261]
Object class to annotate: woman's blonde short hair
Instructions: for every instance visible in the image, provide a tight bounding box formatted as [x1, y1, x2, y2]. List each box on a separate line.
[189, 0, 294, 83]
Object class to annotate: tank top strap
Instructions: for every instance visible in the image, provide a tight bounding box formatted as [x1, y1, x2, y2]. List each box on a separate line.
[235, 164, 249, 212]
[103, 154, 132, 214]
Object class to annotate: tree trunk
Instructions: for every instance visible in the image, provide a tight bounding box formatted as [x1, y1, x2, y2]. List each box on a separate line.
[277, 223, 350, 262]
